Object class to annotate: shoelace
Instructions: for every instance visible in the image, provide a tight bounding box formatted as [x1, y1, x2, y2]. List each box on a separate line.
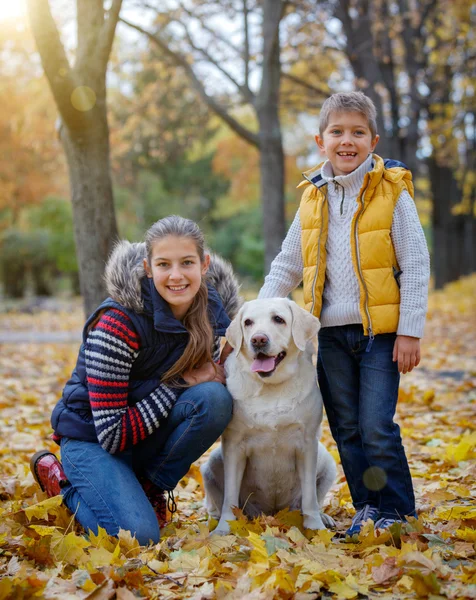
[167, 490, 177, 515]
[352, 504, 379, 525]
[375, 517, 399, 529]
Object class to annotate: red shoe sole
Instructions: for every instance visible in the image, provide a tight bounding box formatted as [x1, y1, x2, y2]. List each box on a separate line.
[30, 450, 59, 492]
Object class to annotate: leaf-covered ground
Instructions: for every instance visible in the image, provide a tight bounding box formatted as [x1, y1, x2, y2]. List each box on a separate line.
[0, 278, 474, 599]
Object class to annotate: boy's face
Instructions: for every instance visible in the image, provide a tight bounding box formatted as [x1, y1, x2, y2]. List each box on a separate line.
[316, 111, 379, 176]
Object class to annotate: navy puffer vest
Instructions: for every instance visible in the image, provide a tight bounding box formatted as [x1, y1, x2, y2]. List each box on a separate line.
[51, 277, 231, 442]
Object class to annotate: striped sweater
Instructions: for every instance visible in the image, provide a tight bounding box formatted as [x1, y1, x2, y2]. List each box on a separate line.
[85, 308, 177, 454]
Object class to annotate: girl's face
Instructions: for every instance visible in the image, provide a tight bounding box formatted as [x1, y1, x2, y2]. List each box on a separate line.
[144, 235, 210, 321]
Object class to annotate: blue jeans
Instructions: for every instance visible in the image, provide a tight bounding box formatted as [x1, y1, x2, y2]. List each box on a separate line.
[59, 382, 232, 545]
[317, 325, 416, 519]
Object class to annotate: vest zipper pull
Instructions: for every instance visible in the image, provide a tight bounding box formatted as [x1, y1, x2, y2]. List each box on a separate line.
[365, 328, 374, 352]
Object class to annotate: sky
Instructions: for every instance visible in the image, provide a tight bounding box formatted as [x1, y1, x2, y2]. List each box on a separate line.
[0, 0, 26, 22]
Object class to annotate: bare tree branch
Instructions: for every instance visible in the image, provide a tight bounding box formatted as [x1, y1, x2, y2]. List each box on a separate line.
[180, 26, 255, 104]
[163, 1, 255, 102]
[417, 0, 439, 38]
[26, 0, 78, 128]
[282, 72, 330, 96]
[243, 0, 250, 92]
[98, 0, 123, 69]
[120, 17, 259, 147]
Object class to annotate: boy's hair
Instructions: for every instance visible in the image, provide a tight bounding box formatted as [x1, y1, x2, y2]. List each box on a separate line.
[319, 91, 378, 137]
[145, 215, 214, 386]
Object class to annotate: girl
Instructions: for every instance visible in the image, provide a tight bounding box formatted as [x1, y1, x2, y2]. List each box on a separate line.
[30, 215, 239, 545]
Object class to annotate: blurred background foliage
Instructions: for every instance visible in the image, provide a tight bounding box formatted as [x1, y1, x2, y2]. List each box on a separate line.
[0, 0, 474, 301]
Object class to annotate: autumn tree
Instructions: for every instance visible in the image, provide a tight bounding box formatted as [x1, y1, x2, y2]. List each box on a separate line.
[424, 0, 475, 287]
[121, 0, 292, 271]
[107, 40, 231, 238]
[27, 0, 122, 315]
[0, 24, 65, 231]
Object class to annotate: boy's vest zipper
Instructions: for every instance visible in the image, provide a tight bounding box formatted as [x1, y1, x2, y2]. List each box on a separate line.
[303, 175, 327, 316]
[354, 182, 374, 351]
[335, 181, 345, 216]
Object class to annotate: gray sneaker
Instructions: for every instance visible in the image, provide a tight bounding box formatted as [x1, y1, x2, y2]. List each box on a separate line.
[374, 517, 403, 532]
[345, 504, 379, 537]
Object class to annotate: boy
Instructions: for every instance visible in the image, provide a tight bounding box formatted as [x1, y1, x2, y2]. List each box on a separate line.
[259, 91, 430, 537]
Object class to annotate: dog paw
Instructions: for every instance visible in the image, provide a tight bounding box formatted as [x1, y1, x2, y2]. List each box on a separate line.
[303, 514, 326, 530]
[211, 519, 231, 536]
[321, 513, 336, 528]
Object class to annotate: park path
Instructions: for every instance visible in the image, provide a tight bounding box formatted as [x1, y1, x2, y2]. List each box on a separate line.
[0, 331, 82, 343]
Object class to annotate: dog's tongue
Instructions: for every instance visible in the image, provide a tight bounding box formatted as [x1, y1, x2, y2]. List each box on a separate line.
[251, 356, 275, 373]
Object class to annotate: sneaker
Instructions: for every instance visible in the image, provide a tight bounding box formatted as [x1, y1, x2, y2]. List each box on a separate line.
[141, 478, 176, 529]
[374, 517, 402, 532]
[30, 450, 68, 497]
[345, 504, 380, 537]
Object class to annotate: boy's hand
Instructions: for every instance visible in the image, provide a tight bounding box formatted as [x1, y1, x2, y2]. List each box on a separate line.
[393, 335, 421, 374]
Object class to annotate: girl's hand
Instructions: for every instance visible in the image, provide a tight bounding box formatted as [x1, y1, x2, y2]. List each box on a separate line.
[183, 361, 226, 386]
[219, 341, 234, 365]
[393, 335, 421, 374]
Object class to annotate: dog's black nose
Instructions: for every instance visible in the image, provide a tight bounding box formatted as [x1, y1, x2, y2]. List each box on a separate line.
[251, 334, 269, 349]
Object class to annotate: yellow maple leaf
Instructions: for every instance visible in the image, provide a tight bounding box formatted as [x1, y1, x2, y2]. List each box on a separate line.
[28, 524, 57, 536]
[310, 529, 334, 546]
[410, 571, 440, 596]
[118, 528, 141, 558]
[436, 505, 476, 520]
[444, 431, 476, 463]
[274, 508, 303, 529]
[88, 526, 117, 552]
[286, 526, 307, 544]
[356, 521, 392, 548]
[207, 534, 237, 554]
[146, 559, 169, 574]
[455, 528, 476, 542]
[328, 580, 358, 599]
[398, 550, 436, 571]
[50, 530, 90, 566]
[24, 495, 63, 521]
[264, 568, 296, 593]
[168, 549, 201, 572]
[422, 389, 435, 405]
[88, 543, 123, 568]
[247, 531, 269, 565]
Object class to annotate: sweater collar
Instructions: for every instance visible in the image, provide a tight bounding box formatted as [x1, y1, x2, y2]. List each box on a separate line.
[141, 277, 230, 335]
[321, 154, 374, 197]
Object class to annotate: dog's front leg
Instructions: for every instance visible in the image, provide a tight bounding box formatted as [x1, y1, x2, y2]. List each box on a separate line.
[298, 438, 325, 530]
[213, 442, 246, 535]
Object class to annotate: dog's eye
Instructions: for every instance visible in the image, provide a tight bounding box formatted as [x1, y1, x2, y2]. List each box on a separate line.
[244, 319, 253, 327]
[273, 315, 285, 324]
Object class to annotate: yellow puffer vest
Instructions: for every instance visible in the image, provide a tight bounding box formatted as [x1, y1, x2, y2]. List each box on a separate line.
[298, 154, 414, 337]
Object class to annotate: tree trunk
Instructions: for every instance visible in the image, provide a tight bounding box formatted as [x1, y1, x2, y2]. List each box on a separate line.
[61, 119, 118, 314]
[257, 0, 286, 273]
[335, 0, 393, 159]
[429, 158, 465, 288]
[28, 0, 122, 315]
[258, 110, 285, 272]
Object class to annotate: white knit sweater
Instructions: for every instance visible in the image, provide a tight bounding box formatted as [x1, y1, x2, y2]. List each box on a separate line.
[259, 154, 430, 338]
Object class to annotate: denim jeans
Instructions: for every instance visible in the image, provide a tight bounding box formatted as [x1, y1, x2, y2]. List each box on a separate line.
[60, 382, 232, 545]
[317, 325, 416, 519]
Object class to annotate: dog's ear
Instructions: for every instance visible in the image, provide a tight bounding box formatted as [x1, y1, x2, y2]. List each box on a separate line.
[226, 306, 244, 354]
[289, 300, 321, 351]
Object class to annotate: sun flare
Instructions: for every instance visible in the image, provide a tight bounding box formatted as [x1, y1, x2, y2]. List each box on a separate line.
[0, 0, 26, 22]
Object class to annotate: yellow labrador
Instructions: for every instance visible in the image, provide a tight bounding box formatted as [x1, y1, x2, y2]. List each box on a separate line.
[201, 298, 336, 534]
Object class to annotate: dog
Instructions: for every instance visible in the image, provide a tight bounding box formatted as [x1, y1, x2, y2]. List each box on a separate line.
[201, 298, 336, 535]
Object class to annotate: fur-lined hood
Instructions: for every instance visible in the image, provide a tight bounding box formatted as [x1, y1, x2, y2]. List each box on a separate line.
[104, 241, 241, 319]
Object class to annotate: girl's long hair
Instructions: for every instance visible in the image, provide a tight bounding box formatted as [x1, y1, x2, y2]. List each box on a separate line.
[144, 215, 214, 386]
